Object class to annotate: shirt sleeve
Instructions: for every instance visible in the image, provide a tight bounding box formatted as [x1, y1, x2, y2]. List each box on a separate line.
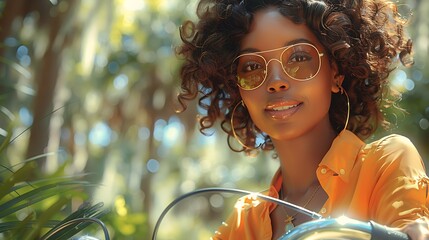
[368, 135, 429, 228]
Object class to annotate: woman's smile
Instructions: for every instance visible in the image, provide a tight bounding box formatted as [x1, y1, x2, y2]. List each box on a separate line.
[265, 100, 303, 120]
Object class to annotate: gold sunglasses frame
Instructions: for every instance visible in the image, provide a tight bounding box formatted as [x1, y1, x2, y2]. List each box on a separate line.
[233, 42, 324, 91]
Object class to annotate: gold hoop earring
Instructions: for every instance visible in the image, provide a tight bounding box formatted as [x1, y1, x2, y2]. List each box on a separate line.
[338, 85, 350, 132]
[230, 100, 257, 150]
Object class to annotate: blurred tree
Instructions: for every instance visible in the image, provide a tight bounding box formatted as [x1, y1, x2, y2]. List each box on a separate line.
[0, 0, 427, 239]
[405, 0, 429, 160]
[0, 0, 80, 173]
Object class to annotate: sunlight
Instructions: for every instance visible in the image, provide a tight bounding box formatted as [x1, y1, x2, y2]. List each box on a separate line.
[89, 122, 113, 147]
[147, 158, 160, 173]
[162, 117, 185, 147]
[18, 107, 33, 126]
[419, 118, 429, 130]
[391, 69, 415, 92]
[122, 0, 146, 11]
[1, 0, 426, 238]
[138, 127, 151, 141]
[153, 119, 167, 141]
[113, 73, 129, 90]
[115, 195, 128, 216]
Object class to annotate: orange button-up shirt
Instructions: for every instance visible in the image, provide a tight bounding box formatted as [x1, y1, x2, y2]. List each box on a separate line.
[212, 130, 429, 240]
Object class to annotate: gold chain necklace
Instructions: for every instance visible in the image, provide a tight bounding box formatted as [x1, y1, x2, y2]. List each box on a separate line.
[279, 184, 321, 232]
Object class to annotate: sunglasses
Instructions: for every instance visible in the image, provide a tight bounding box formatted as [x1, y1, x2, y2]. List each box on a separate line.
[232, 42, 324, 90]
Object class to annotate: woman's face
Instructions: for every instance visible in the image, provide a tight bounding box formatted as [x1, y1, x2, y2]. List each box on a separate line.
[238, 7, 340, 141]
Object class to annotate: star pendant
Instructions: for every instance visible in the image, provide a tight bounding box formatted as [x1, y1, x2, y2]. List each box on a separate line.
[284, 215, 295, 232]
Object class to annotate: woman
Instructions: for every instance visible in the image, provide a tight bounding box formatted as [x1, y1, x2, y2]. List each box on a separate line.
[177, 0, 429, 239]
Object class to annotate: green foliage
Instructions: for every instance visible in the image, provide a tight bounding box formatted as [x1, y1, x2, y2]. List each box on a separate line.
[0, 129, 109, 239]
[0, 0, 427, 239]
[102, 210, 148, 238]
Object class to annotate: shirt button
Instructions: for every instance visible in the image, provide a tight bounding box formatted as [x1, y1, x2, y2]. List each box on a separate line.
[321, 168, 327, 174]
[320, 208, 327, 214]
[340, 169, 346, 175]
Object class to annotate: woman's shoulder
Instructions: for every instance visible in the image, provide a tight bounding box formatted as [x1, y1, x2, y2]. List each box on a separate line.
[363, 133, 425, 170]
[366, 134, 417, 152]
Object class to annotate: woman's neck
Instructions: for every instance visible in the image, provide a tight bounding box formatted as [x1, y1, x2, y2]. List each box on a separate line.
[272, 122, 337, 196]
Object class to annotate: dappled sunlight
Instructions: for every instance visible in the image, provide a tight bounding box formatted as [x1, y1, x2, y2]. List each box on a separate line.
[391, 69, 415, 92]
[0, 0, 427, 239]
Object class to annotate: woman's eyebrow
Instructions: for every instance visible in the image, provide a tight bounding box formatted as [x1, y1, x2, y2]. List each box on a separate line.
[238, 38, 316, 55]
[286, 38, 314, 46]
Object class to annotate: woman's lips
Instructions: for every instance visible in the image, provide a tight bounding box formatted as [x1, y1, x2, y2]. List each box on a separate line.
[265, 101, 302, 120]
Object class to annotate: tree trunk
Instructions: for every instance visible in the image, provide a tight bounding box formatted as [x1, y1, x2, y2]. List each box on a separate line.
[25, 1, 77, 173]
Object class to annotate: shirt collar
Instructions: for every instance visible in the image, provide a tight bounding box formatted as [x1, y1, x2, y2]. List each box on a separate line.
[319, 130, 365, 182]
[269, 130, 365, 193]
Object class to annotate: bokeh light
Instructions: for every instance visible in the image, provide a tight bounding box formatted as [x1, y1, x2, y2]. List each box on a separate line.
[89, 122, 113, 147]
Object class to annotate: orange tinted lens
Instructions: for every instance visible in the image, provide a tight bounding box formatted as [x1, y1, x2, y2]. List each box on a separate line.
[281, 44, 319, 80]
[234, 55, 266, 89]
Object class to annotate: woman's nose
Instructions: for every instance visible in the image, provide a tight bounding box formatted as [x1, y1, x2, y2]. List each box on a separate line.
[265, 60, 290, 92]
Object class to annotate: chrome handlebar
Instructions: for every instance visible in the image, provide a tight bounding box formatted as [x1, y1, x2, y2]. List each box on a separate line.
[280, 216, 409, 240]
[152, 187, 410, 240]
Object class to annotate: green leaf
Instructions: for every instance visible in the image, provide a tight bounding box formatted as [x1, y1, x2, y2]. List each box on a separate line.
[41, 202, 109, 240]
[0, 163, 37, 201]
[23, 197, 69, 240]
[0, 220, 59, 232]
[0, 181, 88, 219]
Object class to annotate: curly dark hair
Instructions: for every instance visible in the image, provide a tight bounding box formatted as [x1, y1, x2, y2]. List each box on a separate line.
[176, 0, 413, 153]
